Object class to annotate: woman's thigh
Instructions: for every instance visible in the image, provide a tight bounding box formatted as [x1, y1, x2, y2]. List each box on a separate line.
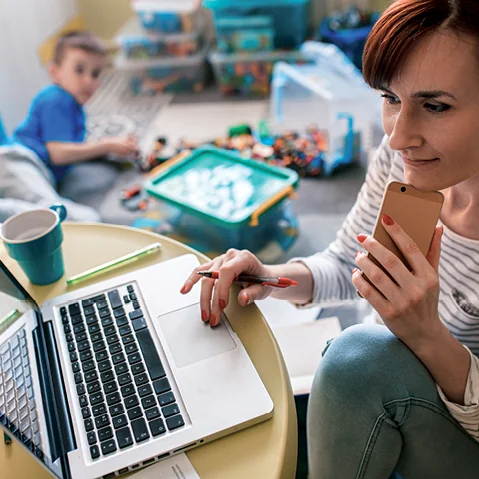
[307, 324, 479, 479]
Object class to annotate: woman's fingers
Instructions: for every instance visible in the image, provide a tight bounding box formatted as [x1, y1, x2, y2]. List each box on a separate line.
[426, 226, 444, 272]
[180, 258, 216, 294]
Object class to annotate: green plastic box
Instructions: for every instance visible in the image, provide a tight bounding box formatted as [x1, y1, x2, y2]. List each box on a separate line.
[144, 146, 299, 253]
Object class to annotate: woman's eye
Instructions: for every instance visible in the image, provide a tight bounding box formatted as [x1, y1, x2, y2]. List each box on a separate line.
[424, 103, 450, 114]
[380, 93, 400, 105]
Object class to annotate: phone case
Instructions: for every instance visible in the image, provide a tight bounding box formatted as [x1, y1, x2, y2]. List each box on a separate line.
[366, 181, 444, 282]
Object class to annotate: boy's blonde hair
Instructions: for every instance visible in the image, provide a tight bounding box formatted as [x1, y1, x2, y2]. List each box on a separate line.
[54, 31, 107, 65]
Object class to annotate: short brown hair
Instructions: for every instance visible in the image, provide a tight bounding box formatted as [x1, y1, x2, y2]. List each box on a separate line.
[363, 0, 479, 89]
[54, 30, 107, 65]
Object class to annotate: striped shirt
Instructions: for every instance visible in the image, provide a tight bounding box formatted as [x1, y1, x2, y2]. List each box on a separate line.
[297, 135, 479, 441]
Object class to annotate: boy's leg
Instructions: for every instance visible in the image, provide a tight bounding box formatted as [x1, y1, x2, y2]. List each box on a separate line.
[0, 146, 101, 222]
[58, 160, 121, 209]
[307, 324, 479, 479]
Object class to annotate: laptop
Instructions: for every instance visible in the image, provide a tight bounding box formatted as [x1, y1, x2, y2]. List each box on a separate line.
[0, 253, 273, 479]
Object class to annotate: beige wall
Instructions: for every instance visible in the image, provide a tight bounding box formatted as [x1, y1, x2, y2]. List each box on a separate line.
[77, 0, 133, 40]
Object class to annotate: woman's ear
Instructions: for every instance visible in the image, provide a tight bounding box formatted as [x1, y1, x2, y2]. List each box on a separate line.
[48, 62, 59, 82]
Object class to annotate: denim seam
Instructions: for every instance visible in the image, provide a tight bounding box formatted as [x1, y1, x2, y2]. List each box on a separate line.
[355, 396, 474, 478]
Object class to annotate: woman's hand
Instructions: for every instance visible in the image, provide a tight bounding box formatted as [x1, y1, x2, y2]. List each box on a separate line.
[352, 214, 444, 351]
[180, 249, 274, 327]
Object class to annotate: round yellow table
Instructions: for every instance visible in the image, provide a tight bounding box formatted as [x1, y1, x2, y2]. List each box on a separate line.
[0, 223, 297, 479]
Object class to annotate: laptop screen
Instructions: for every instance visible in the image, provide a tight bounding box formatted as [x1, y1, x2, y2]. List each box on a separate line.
[0, 259, 65, 478]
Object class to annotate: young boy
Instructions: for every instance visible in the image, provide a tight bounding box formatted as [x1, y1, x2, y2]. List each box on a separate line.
[0, 31, 138, 222]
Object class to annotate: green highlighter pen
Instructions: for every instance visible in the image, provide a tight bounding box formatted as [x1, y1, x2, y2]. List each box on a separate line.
[66, 242, 162, 286]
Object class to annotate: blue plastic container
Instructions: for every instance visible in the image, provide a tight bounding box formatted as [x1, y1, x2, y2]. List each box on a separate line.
[203, 0, 310, 50]
[319, 13, 380, 69]
[133, 2, 198, 34]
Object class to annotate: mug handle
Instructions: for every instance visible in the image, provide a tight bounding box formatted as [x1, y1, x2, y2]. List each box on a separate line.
[50, 204, 67, 223]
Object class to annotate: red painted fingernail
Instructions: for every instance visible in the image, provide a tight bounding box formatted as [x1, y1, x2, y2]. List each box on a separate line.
[201, 310, 208, 322]
[219, 299, 226, 309]
[357, 234, 367, 243]
[352, 268, 358, 274]
[209, 314, 216, 327]
[180, 285, 187, 294]
[382, 214, 394, 226]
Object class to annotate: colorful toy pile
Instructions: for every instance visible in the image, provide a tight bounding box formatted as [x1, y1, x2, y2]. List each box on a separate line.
[203, 0, 312, 96]
[114, 0, 208, 94]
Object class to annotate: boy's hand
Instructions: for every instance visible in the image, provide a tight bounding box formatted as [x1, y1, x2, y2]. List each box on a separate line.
[103, 136, 139, 157]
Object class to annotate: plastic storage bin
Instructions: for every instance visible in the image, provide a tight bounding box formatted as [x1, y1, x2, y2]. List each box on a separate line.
[209, 49, 312, 96]
[115, 43, 208, 94]
[144, 146, 299, 254]
[117, 17, 202, 59]
[216, 16, 274, 53]
[270, 42, 379, 174]
[203, 0, 310, 49]
[132, 1, 200, 34]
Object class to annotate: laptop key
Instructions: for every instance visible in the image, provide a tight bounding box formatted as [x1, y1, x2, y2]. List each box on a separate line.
[106, 392, 121, 406]
[100, 439, 117, 456]
[118, 373, 132, 386]
[95, 414, 110, 430]
[77, 384, 86, 396]
[125, 395, 139, 409]
[116, 427, 134, 449]
[114, 308, 125, 318]
[134, 373, 149, 387]
[82, 359, 94, 372]
[68, 342, 76, 353]
[141, 395, 156, 410]
[101, 317, 114, 328]
[110, 404, 124, 417]
[104, 325, 116, 337]
[86, 315, 98, 326]
[92, 294, 106, 302]
[98, 426, 113, 442]
[127, 285, 134, 293]
[84, 418, 94, 432]
[71, 314, 83, 326]
[136, 329, 166, 380]
[60, 306, 67, 315]
[123, 295, 130, 304]
[79, 395, 88, 408]
[148, 418, 166, 437]
[127, 406, 142, 421]
[81, 407, 91, 419]
[132, 318, 147, 332]
[65, 333, 74, 343]
[85, 371, 98, 383]
[97, 300, 108, 310]
[114, 363, 129, 375]
[98, 360, 111, 373]
[96, 350, 109, 362]
[90, 445, 100, 460]
[128, 353, 141, 365]
[90, 332, 102, 343]
[80, 350, 93, 362]
[82, 299, 94, 308]
[131, 363, 145, 376]
[68, 303, 80, 316]
[117, 317, 129, 329]
[83, 306, 95, 316]
[104, 381, 118, 395]
[129, 309, 143, 321]
[145, 407, 160, 421]
[87, 381, 101, 395]
[64, 323, 71, 334]
[125, 343, 138, 355]
[109, 343, 122, 355]
[78, 340, 90, 352]
[166, 414, 185, 431]
[118, 324, 130, 335]
[112, 414, 128, 430]
[132, 301, 140, 310]
[99, 309, 111, 319]
[121, 384, 135, 398]
[162, 404, 180, 418]
[108, 290, 122, 310]
[74, 372, 83, 384]
[137, 384, 152, 398]
[153, 378, 171, 395]
[122, 334, 135, 345]
[92, 403, 107, 417]
[93, 341, 106, 353]
[129, 293, 137, 301]
[131, 417, 150, 443]
[100, 370, 114, 383]
[112, 353, 125, 365]
[90, 392, 104, 406]
[75, 332, 87, 342]
[87, 431, 97, 445]
[106, 334, 119, 346]
[88, 323, 100, 334]
[158, 391, 175, 407]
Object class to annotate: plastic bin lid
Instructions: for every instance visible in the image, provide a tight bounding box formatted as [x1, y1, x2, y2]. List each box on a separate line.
[216, 15, 273, 28]
[132, 0, 201, 13]
[203, 0, 309, 7]
[209, 48, 308, 64]
[114, 41, 209, 69]
[144, 146, 299, 227]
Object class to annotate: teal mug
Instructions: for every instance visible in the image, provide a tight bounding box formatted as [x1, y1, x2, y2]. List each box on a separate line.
[0, 205, 67, 285]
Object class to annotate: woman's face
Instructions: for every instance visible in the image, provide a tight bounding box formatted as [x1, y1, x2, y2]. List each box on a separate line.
[381, 30, 479, 191]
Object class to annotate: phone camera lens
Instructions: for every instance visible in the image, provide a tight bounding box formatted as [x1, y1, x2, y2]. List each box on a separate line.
[401, 186, 407, 192]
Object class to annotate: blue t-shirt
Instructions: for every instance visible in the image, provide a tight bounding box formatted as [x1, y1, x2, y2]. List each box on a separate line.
[13, 84, 86, 182]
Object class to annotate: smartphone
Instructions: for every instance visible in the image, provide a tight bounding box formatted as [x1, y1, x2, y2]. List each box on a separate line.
[363, 181, 444, 286]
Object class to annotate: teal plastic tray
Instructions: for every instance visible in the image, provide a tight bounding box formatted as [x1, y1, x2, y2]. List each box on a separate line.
[144, 146, 299, 229]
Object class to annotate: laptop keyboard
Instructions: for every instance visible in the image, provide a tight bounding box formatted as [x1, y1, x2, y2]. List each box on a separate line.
[0, 328, 43, 457]
[61, 284, 185, 461]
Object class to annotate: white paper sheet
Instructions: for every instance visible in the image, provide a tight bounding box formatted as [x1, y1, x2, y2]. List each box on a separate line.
[130, 453, 200, 479]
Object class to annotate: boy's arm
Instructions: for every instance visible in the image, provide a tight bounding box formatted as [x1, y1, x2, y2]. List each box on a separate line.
[46, 137, 139, 165]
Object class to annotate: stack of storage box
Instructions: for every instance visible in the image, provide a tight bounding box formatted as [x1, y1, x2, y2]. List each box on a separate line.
[114, 0, 209, 95]
[204, 0, 312, 96]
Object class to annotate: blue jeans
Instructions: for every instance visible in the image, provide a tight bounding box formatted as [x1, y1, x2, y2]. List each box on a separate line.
[307, 324, 479, 478]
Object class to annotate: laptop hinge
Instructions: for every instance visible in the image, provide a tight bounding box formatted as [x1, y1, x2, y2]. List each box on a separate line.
[33, 318, 76, 468]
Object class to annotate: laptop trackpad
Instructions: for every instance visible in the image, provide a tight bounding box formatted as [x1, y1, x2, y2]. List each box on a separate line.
[156, 304, 236, 368]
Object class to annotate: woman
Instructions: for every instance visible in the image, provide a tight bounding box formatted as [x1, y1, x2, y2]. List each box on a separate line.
[181, 0, 479, 476]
